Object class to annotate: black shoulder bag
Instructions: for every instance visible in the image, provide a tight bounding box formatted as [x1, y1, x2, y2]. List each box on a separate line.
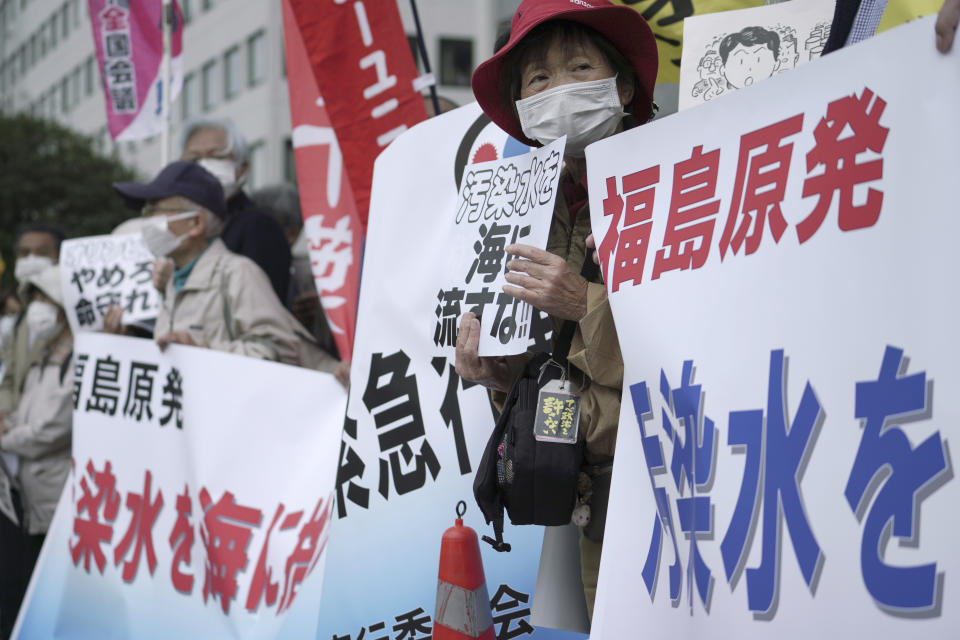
[473, 254, 597, 552]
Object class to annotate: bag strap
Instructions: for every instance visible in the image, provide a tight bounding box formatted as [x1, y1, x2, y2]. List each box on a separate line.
[551, 253, 599, 366]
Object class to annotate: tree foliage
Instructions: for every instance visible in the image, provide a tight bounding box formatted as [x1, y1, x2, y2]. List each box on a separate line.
[0, 113, 139, 287]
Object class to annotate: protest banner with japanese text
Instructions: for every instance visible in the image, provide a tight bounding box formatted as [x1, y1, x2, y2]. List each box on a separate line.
[87, 0, 184, 142]
[287, 0, 428, 229]
[437, 136, 565, 357]
[14, 333, 346, 639]
[316, 104, 584, 640]
[586, 17, 959, 638]
[59, 234, 160, 333]
[281, 0, 363, 360]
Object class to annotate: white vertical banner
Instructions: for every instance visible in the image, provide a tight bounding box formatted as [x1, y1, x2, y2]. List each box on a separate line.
[314, 104, 583, 640]
[586, 17, 959, 639]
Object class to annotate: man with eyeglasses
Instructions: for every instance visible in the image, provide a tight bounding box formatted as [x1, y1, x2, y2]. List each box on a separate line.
[179, 117, 291, 305]
[109, 161, 332, 370]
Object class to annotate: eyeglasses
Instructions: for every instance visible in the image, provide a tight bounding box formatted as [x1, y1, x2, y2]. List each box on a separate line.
[141, 205, 196, 217]
[181, 151, 234, 162]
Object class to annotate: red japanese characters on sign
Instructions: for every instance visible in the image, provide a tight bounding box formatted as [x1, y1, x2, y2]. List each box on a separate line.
[68, 459, 332, 616]
[600, 87, 889, 293]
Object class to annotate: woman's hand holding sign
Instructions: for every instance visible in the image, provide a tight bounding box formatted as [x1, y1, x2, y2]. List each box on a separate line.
[455, 312, 513, 392]
[503, 243, 589, 322]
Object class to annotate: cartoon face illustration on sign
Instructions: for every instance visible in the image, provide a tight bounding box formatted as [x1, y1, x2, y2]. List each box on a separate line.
[719, 26, 781, 89]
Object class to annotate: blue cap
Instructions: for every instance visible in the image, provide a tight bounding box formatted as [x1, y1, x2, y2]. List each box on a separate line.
[113, 160, 227, 218]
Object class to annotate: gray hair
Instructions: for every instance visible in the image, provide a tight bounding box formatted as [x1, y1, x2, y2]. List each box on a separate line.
[180, 116, 249, 168]
[251, 183, 302, 232]
[177, 195, 224, 239]
[202, 210, 224, 239]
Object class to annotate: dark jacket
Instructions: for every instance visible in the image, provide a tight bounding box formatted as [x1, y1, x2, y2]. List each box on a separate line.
[222, 191, 292, 304]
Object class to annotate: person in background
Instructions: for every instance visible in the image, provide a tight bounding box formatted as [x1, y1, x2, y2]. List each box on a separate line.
[177, 117, 292, 304]
[0, 288, 22, 384]
[0, 224, 65, 417]
[457, 0, 658, 617]
[252, 183, 339, 358]
[0, 265, 73, 636]
[0, 287, 24, 640]
[109, 161, 336, 373]
[423, 94, 459, 117]
[825, 0, 959, 53]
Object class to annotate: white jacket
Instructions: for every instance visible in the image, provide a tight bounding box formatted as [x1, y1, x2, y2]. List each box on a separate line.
[0, 335, 72, 535]
[155, 239, 336, 372]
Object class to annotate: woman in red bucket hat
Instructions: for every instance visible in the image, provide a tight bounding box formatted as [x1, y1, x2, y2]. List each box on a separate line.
[456, 0, 658, 618]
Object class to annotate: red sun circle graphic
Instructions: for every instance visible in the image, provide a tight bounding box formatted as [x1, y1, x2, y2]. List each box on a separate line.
[471, 143, 498, 164]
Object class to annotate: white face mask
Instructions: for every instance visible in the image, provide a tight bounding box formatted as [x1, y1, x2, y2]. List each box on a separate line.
[198, 158, 243, 198]
[14, 254, 55, 284]
[26, 300, 60, 346]
[141, 211, 199, 257]
[516, 76, 626, 158]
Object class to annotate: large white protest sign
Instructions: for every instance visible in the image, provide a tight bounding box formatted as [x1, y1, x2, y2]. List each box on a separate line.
[586, 17, 958, 639]
[316, 104, 584, 640]
[679, 0, 834, 111]
[436, 136, 565, 357]
[14, 333, 346, 639]
[59, 234, 160, 332]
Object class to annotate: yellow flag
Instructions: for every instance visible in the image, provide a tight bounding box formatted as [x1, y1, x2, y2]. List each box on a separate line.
[877, 0, 942, 33]
[611, 0, 764, 85]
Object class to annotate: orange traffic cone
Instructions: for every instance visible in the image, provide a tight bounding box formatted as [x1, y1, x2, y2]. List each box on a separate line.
[434, 502, 496, 640]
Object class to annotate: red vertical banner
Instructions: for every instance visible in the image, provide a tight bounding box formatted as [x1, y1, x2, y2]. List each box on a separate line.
[287, 0, 428, 229]
[281, 0, 363, 361]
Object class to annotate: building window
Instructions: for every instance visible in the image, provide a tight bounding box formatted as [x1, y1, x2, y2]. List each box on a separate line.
[201, 60, 217, 111]
[71, 65, 81, 105]
[181, 0, 192, 24]
[62, 4, 70, 39]
[181, 72, 195, 120]
[284, 137, 297, 184]
[224, 46, 241, 100]
[247, 30, 265, 87]
[407, 35, 421, 73]
[85, 55, 95, 96]
[30, 34, 37, 66]
[60, 76, 69, 112]
[73, 0, 81, 27]
[202, 0, 213, 11]
[50, 14, 59, 48]
[438, 38, 472, 87]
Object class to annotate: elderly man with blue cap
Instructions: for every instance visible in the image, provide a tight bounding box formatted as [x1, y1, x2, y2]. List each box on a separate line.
[110, 161, 334, 371]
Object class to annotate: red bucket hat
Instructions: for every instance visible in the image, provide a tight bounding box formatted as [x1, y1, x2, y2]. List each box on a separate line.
[472, 0, 658, 146]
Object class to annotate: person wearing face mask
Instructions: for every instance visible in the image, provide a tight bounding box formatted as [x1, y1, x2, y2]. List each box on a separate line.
[0, 265, 73, 634]
[456, 0, 657, 617]
[178, 117, 292, 305]
[0, 225, 65, 420]
[109, 161, 336, 373]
